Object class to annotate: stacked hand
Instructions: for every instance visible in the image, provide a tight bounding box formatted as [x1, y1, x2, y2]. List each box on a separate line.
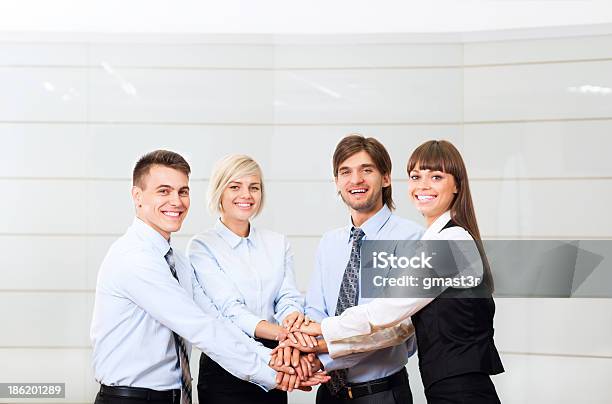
[269, 312, 330, 391]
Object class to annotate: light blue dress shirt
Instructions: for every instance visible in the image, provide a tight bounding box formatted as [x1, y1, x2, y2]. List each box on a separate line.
[187, 219, 303, 337]
[305, 205, 424, 383]
[90, 218, 277, 391]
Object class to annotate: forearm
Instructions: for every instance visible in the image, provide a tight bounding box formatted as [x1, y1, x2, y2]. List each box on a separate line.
[321, 298, 431, 343]
[323, 318, 415, 359]
[255, 320, 286, 341]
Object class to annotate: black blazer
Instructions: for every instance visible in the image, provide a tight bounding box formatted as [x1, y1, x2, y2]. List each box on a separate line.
[412, 220, 504, 389]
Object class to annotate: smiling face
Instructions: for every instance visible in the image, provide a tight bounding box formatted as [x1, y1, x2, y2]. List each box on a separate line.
[409, 164, 457, 226]
[220, 174, 262, 225]
[335, 150, 390, 223]
[132, 164, 190, 240]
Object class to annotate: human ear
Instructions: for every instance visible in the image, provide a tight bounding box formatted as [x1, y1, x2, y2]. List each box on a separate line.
[132, 186, 143, 208]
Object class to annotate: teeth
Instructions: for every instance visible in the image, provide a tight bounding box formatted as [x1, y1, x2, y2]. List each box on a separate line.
[417, 195, 435, 201]
[236, 203, 252, 207]
[164, 211, 180, 217]
[350, 189, 367, 194]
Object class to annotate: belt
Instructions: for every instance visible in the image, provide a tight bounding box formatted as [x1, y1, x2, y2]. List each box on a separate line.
[100, 385, 180, 402]
[336, 368, 409, 400]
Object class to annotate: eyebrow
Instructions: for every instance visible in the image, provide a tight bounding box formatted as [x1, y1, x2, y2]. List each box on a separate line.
[155, 185, 190, 191]
[339, 163, 376, 171]
[229, 181, 261, 186]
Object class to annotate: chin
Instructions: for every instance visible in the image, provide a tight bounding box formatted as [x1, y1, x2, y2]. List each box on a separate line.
[165, 223, 183, 233]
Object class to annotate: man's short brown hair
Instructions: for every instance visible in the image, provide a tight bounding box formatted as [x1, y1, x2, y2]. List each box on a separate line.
[332, 134, 395, 210]
[132, 150, 191, 189]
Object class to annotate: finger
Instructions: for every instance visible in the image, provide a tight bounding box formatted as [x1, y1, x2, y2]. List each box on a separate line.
[314, 373, 330, 382]
[293, 331, 308, 347]
[307, 353, 315, 363]
[301, 356, 312, 378]
[308, 335, 318, 348]
[281, 372, 291, 391]
[294, 360, 304, 381]
[291, 347, 300, 368]
[304, 316, 311, 325]
[275, 350, 284, 367]
[290, 374, 299, 391]
[269, 352, 275, 366]
[283, 346, 291, 367]
[293, 313, 305, 330]
[298, 357, 307, 379]
[274, 365, 295, 375]
[287, 332, 298, 344]
[275, 371, 283, 385]
[270, 346, 281, 356]
[301, 376, 325, 387]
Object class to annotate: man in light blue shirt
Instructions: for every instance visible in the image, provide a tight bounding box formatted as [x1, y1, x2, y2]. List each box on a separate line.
[305, 135, 423, 404]
[91, 150, 292, 404]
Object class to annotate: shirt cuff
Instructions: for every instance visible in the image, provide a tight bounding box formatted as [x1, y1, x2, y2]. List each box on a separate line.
[328, 343, 355, 359]
[316, 353, 337, 372]
[321, 319, 362, 359]
[255, 345, 272, 363]
[321, 314, 371, 343]
[240, 313, 267, 338]
[246, 358, 278, 391]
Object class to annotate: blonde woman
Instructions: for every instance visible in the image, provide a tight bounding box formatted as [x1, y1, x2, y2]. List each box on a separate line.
[187, 155, 315, 404]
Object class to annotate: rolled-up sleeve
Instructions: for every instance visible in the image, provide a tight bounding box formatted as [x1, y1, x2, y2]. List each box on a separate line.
[322, 316, 415, 359]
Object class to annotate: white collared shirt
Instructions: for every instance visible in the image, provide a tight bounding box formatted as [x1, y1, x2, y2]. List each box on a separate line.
[187, 220, 303, 337]
[90, 218, 276, 391]
[321, 210, 475, 358]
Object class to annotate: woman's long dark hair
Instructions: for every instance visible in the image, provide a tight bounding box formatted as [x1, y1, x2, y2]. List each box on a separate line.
[407, 140, 493, 292]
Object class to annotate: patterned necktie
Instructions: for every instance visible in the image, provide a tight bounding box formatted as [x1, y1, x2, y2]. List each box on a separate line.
[327, 227, 366, 396]
[164, 248, 192, 404]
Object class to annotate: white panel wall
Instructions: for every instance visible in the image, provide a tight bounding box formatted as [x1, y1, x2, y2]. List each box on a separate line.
[1, 33, 611, 404]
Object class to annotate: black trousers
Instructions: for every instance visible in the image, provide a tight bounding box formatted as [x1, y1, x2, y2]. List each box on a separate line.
[425, 372, 500, 404]
[315, 374, 413, 404]
[197, 352, 286, 404]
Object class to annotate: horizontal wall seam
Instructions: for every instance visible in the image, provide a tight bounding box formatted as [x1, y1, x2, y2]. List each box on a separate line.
[0, 234, 609, 239]
[0, 64, 464, 70]
[1, 177, 611, 182]
[2, 117, 612, 126]
[2, 57, 612, 70]
[0, 346, 610, 360]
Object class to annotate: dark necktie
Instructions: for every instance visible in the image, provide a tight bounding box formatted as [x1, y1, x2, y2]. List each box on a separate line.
[164, 248, 192, 404]
[327, 227, 366, 395]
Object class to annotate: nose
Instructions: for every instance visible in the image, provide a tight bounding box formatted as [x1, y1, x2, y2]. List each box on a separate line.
[416, 176, 431, 189]
[168, 191, 183, 206]
[239, 186, 252, 199]
[349, 170, 364, 184]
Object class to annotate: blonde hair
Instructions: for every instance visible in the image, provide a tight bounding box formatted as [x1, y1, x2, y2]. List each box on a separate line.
[207, 154, 264, 216]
